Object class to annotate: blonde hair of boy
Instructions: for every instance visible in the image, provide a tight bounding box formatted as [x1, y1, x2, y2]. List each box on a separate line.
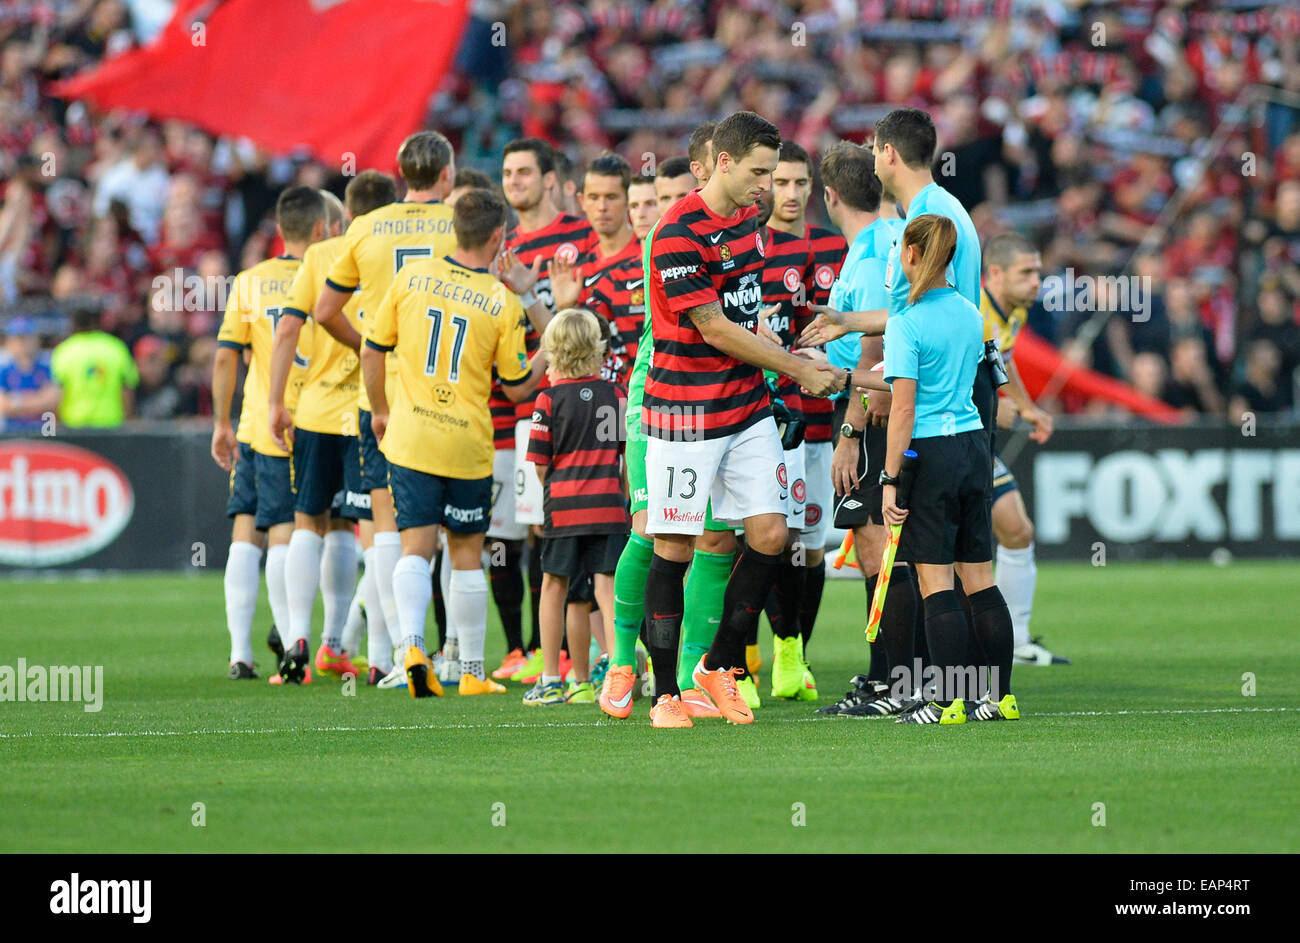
[543, 308, 605, 379]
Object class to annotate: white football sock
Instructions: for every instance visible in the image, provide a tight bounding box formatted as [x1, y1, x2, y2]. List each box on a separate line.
[224, 541, 262, 666]
[441, 541, 456, 643]
[372, 531, 403, 656]
[321, 530, 358, 651]
[264, 543, 292, 645]
[341, 584, 365, 655]
[996, 542, 1037, 648]
[450, 567, 489, 680]
[360, 548, 392, 673]
[392, 554, 432, 653]
[284, 529, 323, 649]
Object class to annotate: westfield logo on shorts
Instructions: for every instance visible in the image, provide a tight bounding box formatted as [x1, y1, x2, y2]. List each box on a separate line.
[662, 507, 704, 523]
[0, 442, 134, 566]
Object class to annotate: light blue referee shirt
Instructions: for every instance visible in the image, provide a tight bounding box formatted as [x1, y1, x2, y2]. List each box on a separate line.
[882, 286, 984, 438]
[825, 216, 904, 389]
[883, 182, 981, 316]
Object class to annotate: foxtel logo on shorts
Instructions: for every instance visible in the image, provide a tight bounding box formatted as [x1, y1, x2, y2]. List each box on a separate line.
[444, 505, 485, 524]
[662, 507, 705, 523]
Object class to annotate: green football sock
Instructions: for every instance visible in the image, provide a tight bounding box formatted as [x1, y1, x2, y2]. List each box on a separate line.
[678, 548, 734, 691]
[613, 532, 654, 667]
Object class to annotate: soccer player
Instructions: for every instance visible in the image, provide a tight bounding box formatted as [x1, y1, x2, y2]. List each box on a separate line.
[879, 215, 1017, 724]
[361, 188, 544, 697]
[640, 111, 842, 727]
[550, 154, 642, 388]
[627, 173, 660, 242]
[523, 309, 629, 705]
[980, 233, 1069, 666]
[212, 185, 321, 681]
[269, 172, 398, 685]
[600, 151, 726, 721]
[310, 131, 459, 686]
[489, 138, 597, 683]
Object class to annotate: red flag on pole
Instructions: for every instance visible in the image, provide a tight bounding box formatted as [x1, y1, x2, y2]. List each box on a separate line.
[53, 0, 470, 171]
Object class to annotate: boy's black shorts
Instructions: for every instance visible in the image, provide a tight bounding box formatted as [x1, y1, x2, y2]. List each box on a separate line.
[541, 532, 626, 579]
[896, 429, 993, 566]
[831, 395, 887, 530]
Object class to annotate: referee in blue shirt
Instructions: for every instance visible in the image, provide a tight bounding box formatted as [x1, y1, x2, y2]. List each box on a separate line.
[879, 214, 1017, 725]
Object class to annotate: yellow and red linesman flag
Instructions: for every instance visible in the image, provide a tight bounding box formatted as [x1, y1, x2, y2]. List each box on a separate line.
[865, 449, 918, 643]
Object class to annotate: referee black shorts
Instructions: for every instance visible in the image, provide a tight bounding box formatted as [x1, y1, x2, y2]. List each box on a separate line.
[831, 395, 887, 530]
[896, 429, 993, 567]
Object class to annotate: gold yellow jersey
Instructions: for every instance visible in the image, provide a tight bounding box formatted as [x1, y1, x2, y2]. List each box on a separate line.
[284, 235, 363, 435]
[217, 255, 307, 457]
[981, 288, 1027, 359]
[365, 254, 530, 480]
[325, 200, 458, 413]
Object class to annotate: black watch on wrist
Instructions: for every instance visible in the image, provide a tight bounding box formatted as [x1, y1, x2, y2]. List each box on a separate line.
[839, 422, 863, 440]
[879, 470, 900, 487]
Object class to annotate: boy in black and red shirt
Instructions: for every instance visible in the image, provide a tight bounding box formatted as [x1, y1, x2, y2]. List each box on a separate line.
[523, 309, 629, 707]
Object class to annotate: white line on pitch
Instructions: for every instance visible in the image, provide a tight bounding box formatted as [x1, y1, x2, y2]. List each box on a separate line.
[0, 706, 1293, 741]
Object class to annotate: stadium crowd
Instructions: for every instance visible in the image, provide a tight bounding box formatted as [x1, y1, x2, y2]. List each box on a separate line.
[2, 0, 1300, 432]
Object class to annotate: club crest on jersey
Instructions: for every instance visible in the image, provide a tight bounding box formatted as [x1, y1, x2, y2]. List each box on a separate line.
[630, 289, 644, 306]
[783, 267, 802, 293]
[755, 230, 765, 257]
[816, 265, 835, 290]
[776, 463, 788, 489]
[554, 243, 580, 265]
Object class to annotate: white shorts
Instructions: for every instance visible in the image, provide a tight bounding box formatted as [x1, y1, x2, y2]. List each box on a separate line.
[513, 418, 544, 527]
[802, 440, 833, 549]
[487, 448, 527, 540]
[645, 419, 787, 536]
[783, 441, 806, 532]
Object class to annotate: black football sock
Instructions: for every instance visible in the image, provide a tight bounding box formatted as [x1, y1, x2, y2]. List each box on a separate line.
[799, 561, 826, 650]
[526, 540, 543, 651]
[968, 585, 1014, 700]
[769, 557, 804, 640]
[880, 564, 918, 695]
[914, 586, 931, 669]
[704, 547, 781, 678]
[864, 574, 888, 684]
[645, 554, 688, 699]
[922, 590, 968, 705]
[757, 585, 775, 647]
[430, 550, 447, 652]
[954, 576, 985, 670]
[487, 538, 525, 653]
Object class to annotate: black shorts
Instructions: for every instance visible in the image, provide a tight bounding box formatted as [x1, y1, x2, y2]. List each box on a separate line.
[341, 435, 370, 520]
[226, 442, 258, 518]
[291, 429, 349, 516]
[254, 451, 294, 531]
[541, 532, 626, 579]
[896, 429, 993, 566]
[831, 396, 887, 530]
[566, 569, 595, 605]
[991, 452, 1019, 503]
[388, 462, 491, 534]
[358, 409, 389, 493]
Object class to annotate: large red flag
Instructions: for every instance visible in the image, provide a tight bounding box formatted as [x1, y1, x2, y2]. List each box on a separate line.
[53, 0, 470, 171]
[1013, 327, 1183, 424]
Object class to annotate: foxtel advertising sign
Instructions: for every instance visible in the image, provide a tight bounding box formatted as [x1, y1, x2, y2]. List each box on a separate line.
[1011, 422, 1300, 560]
[0, 442, 135, 566]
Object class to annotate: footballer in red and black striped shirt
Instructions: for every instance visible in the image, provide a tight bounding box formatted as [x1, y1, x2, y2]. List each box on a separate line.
[638, 112, 843, 718]
[803, 223, 848, 445]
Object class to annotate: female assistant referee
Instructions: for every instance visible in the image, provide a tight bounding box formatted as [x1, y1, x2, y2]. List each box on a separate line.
[878, 214, 1018, 725]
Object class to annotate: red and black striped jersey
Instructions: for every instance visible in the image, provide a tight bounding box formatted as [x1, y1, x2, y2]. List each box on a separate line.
[583, 237, 645, 390]
[804, 225, 848, 443]
[761, 226, 816, 421]
[525, 376, 630, 537]
[644, 191, 771, 441]
[488, 212, 598, 450]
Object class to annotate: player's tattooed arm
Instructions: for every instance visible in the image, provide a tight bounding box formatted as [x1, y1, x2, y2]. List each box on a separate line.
[686, 301, 843, 397]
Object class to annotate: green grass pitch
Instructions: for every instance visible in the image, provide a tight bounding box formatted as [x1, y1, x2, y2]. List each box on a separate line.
[2, 561, 1297, 853]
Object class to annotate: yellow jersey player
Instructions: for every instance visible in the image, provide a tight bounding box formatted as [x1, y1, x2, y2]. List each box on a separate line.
[361, 188, 545, 698]
[310, 130, 459, 688]
[979, 232, 1069, 669]
[267, 172, 399, 686]
[212, 185, 322, 683]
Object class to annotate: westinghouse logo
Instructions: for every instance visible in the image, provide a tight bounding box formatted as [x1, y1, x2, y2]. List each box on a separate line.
[50, 873, 150, 923]
[0, 658, 103, 712]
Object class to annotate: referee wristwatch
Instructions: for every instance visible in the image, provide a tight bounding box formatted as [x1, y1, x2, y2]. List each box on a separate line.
[878, 470, 900, 487]
[839, 422, 863, 440]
